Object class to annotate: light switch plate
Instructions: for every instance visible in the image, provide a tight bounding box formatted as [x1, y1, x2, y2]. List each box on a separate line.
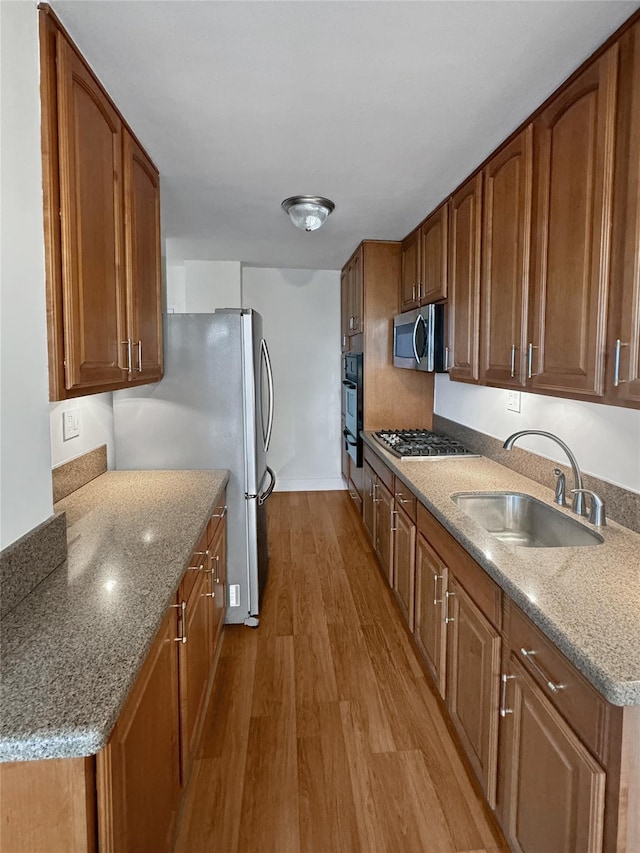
[62, 409, 80, 440]
[507, 391, 521, 413]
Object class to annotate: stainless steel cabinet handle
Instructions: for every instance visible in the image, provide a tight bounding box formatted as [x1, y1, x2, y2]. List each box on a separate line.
[373, 482, 379, 503]
[520, 648, 564, 693]
[122, 339, 133, 375]
[500, 673, 515, 717]
[444, 346, 450, 372]
[212, 505, 228, 519]
[395, 493, 410, 504]
[432, 573, 443, 605]
[172, 600, 187, 643]
[527, 343, 538, 379]
[412, 283, 416, 302]
[510, 344, 516, 378]
[136, 340, 142, 372]
[444, 590, 455, 623]
[391, 509, 398, 532]
[417, 281, 422, 301]
[614, 339, 628, 387]
[188, 550, 207, 571]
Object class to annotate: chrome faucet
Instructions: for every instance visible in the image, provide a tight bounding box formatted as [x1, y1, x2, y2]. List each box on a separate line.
[503, 430, 586, 517]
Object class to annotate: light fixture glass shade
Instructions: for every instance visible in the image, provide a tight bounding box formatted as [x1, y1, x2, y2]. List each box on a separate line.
[281, 196, 335, 232]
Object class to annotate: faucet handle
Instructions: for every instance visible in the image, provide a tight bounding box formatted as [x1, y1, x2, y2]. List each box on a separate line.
[553, 468, 565, 506]
[571, 488, 606, 527]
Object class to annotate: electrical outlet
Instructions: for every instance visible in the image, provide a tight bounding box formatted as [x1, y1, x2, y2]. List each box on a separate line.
[507, 391, 521, 413]
[62, 409, 81, 440]
[229, 584, 240, 607]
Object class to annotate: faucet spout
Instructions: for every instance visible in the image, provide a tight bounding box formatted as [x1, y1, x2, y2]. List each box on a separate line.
[503, 430, 586, 516]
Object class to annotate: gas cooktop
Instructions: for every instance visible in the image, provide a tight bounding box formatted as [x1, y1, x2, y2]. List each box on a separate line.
[373, 429, 480, 461]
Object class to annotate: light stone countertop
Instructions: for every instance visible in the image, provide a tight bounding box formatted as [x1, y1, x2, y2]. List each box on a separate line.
[0, 470, 228, 762]
[362, 432, 640, 706]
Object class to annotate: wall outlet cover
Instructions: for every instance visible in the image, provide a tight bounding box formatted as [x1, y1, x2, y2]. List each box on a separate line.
[507, 391, 522, 413]
[62, 409, 81, 440]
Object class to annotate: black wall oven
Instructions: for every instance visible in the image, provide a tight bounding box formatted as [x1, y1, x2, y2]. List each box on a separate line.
[343, 352, 363, 468]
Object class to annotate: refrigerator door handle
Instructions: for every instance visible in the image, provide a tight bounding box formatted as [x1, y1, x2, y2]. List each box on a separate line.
[257, 466, 276, 506]
[261, 339, 275, 452]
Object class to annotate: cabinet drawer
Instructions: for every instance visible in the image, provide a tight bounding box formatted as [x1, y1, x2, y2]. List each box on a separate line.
[394, 476, 417, 521]
[180, 528, 209, 602]
[208, 494, 227, 544]
[417, 502, 501, 630]
[507, 601, 609, 761]
[363, 445, 394, 491]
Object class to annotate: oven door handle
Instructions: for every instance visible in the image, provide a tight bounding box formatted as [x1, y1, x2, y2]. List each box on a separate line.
[342, 380, 357, 389]
[343, 428, 358, 447]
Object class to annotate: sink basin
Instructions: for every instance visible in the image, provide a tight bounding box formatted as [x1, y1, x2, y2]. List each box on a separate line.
[450, 492, 604, 548]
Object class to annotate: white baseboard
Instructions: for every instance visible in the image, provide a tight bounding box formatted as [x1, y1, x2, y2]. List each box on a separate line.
[274, 477, 346, 492]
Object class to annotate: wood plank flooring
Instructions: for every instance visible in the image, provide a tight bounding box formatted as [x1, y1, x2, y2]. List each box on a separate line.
[174, 491, 509, 853]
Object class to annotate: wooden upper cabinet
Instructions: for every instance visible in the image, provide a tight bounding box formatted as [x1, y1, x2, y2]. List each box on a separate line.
[349, 249, 364, 336]
[123, 131, 163, 383]
[448, 173, 483, 382]
[480, 128, 533, 387]
[419, 202, 448, 304]
[340, 270, 349, 351]
[609, 20, 640, 406]
[56, 32, 127, 392]
[529, 45, 619, 398]
[39, 8, 163, 400]
[400, 228, 420, 311]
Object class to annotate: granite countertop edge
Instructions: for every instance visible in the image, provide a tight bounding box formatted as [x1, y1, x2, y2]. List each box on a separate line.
[361, 431, 640, 707]
[0, 469, 229, 763]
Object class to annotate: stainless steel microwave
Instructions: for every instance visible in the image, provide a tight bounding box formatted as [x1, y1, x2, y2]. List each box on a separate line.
[393, 304, 446, 371]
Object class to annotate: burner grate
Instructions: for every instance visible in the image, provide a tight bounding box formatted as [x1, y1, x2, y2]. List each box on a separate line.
[373, 429, 479, 460]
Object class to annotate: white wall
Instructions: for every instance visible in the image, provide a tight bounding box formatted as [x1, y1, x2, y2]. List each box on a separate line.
[242, 267, 342, 491]
[0, 2, 54, 549]
[435, 375, 640, 493]
[166, 255, 242, 313]
[50, 393, 116, 470]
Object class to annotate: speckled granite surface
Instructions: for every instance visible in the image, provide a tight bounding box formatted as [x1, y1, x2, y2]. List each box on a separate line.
[52, 444, 108, 503]
[363, 432, 640, 706]
[0, 513, 67, 619]
[0, 469, 228, 763]
[433, 415, 640, 534]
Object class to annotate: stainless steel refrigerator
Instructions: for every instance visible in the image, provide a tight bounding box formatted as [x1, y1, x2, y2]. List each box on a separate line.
[112, 309, 275, 625]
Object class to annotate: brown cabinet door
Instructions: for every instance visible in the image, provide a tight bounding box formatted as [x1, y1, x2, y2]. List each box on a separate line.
[392, 504, 416, 630]
[375, 479, 394, 586]
[445, 575, 501, 807]
[349, 249, 364, 335]
[497, 656, 606, 853]
[610, 22, 640, 405]
[340, 270, 349, 351]
[481, 128, 533, 387]
[414, 534, 447, 698]
[208, 520, 227, 660]
[123, 131, 163, 384]
[400, 229, 420, 311]
[178, 569, 212, 783]
[362, 462, 375, 542]
[448, 173, 483, 382]
[96, 608, 181, 852]
[56, 33, 127, 391]
[529, 46, 618, 398]
[419, 202, 448, 304]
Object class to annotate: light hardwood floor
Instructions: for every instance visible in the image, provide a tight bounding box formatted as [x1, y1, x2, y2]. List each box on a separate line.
[174, 491, 509, 853]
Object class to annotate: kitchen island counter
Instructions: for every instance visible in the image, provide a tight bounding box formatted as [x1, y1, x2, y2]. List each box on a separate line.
[0, 469, 228, 762]
[362, 431, 640, 706]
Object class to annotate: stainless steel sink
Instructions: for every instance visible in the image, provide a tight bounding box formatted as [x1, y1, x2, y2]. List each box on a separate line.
[450, 492, 604, 548]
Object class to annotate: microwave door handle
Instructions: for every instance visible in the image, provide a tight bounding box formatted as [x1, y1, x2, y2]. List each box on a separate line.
[412, 315, 421, 364]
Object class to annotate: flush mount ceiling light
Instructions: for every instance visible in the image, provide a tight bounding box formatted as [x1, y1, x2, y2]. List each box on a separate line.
[281, 195, 335, 232]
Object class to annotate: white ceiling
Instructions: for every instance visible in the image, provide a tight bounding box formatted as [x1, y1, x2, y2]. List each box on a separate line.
[51, 0, 639, 271]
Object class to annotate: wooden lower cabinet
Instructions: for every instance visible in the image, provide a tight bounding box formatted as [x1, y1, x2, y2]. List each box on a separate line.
[362, 461, 375, 541]
[96, 607, 181, 852]
[497, 656, 606, 853]
[375, 479, 394, 586]
[392, 503, 416, 629]
[445, 575, 502, 808]
[414, 534, 447, 697]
